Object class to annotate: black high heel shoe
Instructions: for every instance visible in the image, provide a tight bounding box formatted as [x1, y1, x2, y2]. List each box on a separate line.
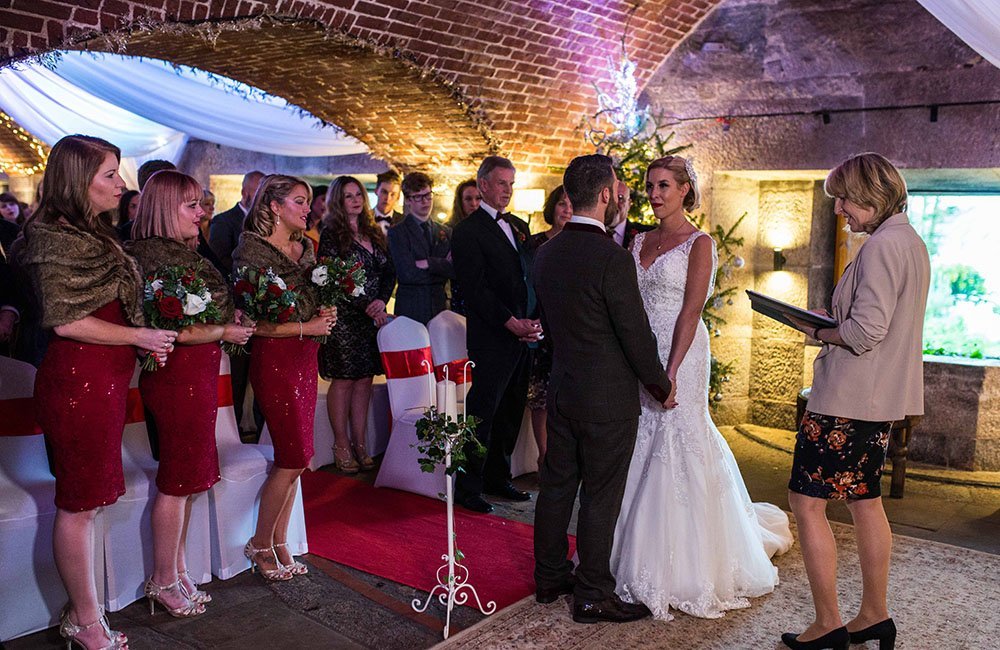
[781, 626, 850, 650]
[849, 618, 896, 649]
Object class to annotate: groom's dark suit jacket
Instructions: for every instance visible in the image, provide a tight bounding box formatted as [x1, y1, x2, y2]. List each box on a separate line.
[535, 222, 670, 421]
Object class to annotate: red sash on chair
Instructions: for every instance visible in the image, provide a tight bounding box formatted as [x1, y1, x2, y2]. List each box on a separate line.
[381, 347, 434, 379]
[433, 358, 472, 384]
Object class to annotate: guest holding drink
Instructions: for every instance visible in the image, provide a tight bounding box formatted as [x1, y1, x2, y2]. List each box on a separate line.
[318, 177, 396, 473]
[126, 170, 255, 617]
[232, 175, 336, 580]
[525, 185, 572, 465]
[782, 153, 930, 650]
[447, 179, 480, 315]
[17, 134, 177, 650]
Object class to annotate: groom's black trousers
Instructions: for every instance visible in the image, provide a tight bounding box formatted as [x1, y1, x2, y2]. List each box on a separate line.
[533, 404, 639, 602]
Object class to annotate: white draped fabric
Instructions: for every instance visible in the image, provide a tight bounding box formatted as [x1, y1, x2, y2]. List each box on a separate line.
[917, 0, 1000, 68]
[0, 51, 366, 187]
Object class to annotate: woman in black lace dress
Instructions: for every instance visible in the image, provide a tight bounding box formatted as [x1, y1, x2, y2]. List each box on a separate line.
[318, 176, 396, 473]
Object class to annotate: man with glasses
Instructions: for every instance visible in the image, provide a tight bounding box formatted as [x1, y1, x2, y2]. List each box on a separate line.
[386, 172, 454, 324]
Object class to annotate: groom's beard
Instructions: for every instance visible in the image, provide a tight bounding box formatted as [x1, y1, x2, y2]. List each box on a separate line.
[603, 193, 619, 227]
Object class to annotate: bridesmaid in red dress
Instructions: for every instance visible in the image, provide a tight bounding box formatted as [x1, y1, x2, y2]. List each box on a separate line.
[17, 135, 177, 650]
[126, 170, 255, 617]
[231, 175, 336, 580]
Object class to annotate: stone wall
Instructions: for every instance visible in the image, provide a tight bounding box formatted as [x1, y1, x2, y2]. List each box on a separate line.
[917, 358, 1000, 471]
[643, 0, 1000, 426]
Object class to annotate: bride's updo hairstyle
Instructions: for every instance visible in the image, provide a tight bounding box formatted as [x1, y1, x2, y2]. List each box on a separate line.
[647, 155, 700, 211]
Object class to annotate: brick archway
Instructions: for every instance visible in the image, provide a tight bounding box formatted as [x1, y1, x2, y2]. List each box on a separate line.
[0, 1, 722, 174]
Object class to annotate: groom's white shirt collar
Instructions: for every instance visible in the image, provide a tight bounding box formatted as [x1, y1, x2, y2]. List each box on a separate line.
[569, 214, 606, 230]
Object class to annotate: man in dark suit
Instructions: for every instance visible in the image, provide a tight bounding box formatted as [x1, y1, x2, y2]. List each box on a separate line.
[608, 180, 654, 248]
[208, 169, 264, 435]
[373, 170, 404, 235]
[533, 154, 673, 624]
[209, 170, 264, 275]
[451, 156, 540, 513]
[387, 172, 453, 324]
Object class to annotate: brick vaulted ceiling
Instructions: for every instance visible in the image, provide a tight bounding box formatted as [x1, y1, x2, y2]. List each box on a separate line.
[0, 0, 721, 175]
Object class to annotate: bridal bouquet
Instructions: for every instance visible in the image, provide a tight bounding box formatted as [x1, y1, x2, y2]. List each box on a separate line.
[232, 266, 300, 325]
[140, 264, 223, 371]
[311, 256, 366, 308]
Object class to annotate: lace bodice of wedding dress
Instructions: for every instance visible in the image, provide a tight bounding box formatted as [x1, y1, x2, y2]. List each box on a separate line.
[610, 231, 794, 621]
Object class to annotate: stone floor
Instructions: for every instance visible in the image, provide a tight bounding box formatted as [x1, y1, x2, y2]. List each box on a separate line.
[6, 425, 999, 649]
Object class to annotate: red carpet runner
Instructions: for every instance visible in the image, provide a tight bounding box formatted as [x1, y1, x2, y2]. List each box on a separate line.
[300, 470, 575, 610]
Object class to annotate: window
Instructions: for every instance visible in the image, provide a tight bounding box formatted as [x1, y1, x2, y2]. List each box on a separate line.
[908, 194, 1000, 360]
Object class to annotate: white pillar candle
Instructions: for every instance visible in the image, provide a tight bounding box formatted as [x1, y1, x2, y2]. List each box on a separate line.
[436, 379, 458, 419]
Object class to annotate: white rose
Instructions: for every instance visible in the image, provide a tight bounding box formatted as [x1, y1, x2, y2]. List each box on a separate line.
[351, 285, 365, 297]
[150, 279, 164, 292]
[311, 266, 329, 286]
[273, 276, 287, 290]
[200, 290, 211, 301]
[183, 292, 209, 316]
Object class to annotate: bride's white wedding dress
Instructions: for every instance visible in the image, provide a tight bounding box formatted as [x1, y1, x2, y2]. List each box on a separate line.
[610, 231, 793, 621]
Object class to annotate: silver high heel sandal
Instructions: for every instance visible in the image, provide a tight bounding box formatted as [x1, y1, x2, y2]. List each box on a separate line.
[244, 539, 293, 581]
[178, 570, 212, 604]
[144, 577, 206, 618]
[59, 609, 128, 650]
[274, 542, 309, 575]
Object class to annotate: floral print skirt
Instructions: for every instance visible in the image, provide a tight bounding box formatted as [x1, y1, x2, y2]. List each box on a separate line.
[788, 410, 893, 500]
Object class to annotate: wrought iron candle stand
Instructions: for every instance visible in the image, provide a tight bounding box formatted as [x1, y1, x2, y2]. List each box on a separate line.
[411, 360, 496, 639]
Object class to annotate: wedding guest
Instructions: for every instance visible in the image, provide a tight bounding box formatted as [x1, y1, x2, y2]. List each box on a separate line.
[451, 156, 539, 513]
[319, 176, 395, 473]
[115, 189, 140, 240]
[447, 179, 480, 228]
[210, 170, 265, 434]
[126, 170, 255, 617]
[782, 153, 929, 650]
[303, 184, 328, 253]
[373, 170, 402, 235]
[1, 191, 24, 227]
[447, 179, 480, 315]
[609, 180, 653, 248]
[119, 160, 177, 243]
[0, 201, 18, 252]
[0, 253, 19, 353]
[195, 189, 225, 271]
[387, 172, 453, 324]
[17, 134, 178, 650]
[232, 174, 336, 580]
[210, 170, 264, 275]
[525, 185, 573, 466]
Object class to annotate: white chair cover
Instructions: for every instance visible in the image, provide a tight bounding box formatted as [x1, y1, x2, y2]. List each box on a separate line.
[373, 317, 446, 498]
[101, 363, 212, 612]
[210, 355, 307, 579]
[0, 357, 86, 640]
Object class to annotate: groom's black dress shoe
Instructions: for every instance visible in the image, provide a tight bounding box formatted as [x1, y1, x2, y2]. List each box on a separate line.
[457, 495, 494, 513]
[535, 577, 575, 604]
[484, 482, 531, 501]
[572, 594, 651, 624]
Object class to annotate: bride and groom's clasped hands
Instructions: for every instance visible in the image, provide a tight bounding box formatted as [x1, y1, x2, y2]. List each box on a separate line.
[533, 154, 792, 627]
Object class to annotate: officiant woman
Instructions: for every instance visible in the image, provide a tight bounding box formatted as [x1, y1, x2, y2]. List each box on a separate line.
[782, 152, 930, 650]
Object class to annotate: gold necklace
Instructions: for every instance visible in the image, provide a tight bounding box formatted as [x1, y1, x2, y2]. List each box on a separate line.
[655, 220, 688, 250]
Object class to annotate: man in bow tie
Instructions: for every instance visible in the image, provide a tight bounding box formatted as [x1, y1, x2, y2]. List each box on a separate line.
[374, 170, 403, 235]
[451, 155, 541, 513]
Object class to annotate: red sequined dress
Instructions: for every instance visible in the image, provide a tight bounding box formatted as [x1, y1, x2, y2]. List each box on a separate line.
[233, 233, 320, 470]
[127, 237, 230, 496]
[34, 300, 136, 511]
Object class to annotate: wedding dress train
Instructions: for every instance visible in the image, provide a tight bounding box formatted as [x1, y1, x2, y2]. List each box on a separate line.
[610, 231, 794, 621]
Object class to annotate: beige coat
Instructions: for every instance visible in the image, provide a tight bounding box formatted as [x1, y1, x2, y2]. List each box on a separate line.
[808, 213, 930, 422]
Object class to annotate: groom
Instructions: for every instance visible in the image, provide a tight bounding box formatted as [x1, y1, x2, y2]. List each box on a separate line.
[533, 154, 673, 624]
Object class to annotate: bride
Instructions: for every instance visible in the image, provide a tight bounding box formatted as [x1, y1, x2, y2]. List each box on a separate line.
[610, 156, 794, 621]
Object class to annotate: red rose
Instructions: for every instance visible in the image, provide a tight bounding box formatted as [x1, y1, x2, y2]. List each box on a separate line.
[182, 270, 195, 284]
[277, 306, 295, 323]
[158, 296, 183, 319]
[343, 278, 355, 294]
[267, 283, 284, 297]
[234, 279, 254, 296]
